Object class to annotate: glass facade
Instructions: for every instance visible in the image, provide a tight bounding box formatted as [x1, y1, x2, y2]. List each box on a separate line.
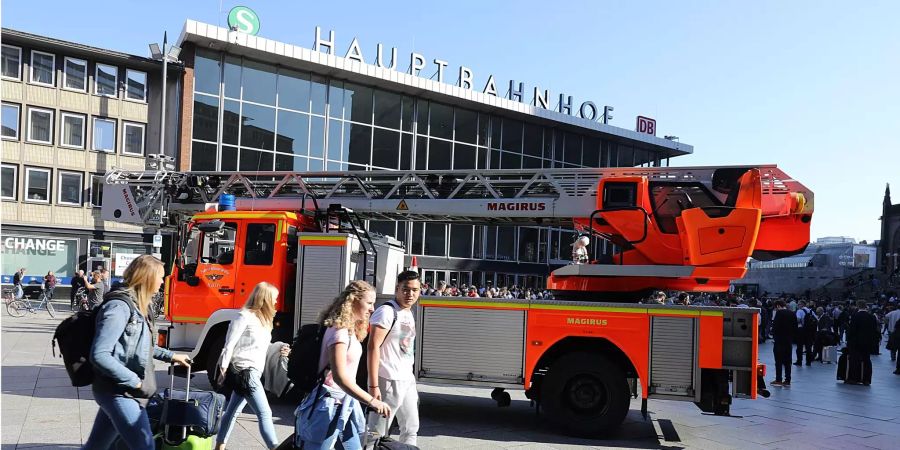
[190, 49, 665, 277]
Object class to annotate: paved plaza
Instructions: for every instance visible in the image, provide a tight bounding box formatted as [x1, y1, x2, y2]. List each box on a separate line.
[1, 303, 898, 449]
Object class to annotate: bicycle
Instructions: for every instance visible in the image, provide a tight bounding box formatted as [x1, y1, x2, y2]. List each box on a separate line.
[71, 287, 91, 312]
[3, 287, 18, 315]
[7, 288, 56, 318]
[149, 291, 165, 320]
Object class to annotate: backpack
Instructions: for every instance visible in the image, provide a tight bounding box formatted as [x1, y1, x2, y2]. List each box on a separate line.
[51, 294, 136, 387]
[803, 308, 818, 334]
[355, 302, 399, 390]
[286, 323, 328, 394]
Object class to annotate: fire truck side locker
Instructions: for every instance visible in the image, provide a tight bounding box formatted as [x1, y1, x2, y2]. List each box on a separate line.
[293, 232, 405, 336]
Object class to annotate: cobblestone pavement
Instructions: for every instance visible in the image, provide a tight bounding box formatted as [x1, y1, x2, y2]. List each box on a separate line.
[2, 303, 899, 449]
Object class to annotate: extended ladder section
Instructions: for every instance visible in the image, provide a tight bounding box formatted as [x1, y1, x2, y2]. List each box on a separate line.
[103, 165, 811, 226]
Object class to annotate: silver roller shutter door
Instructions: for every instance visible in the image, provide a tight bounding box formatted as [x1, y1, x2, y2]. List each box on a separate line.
[650, 316, 696, 397]
[419, 308, 525, 384]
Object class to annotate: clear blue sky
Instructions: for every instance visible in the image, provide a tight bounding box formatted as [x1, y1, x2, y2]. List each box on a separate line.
[3, 0, 898, 242]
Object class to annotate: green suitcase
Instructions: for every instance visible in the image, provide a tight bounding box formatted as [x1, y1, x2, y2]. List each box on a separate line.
[157, 431, 214, 450]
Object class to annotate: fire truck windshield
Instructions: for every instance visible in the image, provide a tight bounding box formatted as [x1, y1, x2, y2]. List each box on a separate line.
[183, 221, 238, 265]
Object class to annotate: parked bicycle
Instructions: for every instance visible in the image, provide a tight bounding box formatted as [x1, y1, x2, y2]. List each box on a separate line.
[149, 290, 164, 320]
[71, 287, 91, 312]
[7, 288, 56, 318]
[3, 288, 17, 316]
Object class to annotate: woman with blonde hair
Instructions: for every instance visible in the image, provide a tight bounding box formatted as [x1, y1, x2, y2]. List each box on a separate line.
[296, 280, 391, 449]
[84, 255, 191, 449]
[215, 282, 281, 450]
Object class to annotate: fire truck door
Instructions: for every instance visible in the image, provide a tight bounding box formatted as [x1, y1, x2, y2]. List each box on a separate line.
[233, 222, 278, 306]
[172, 222, 239, 322]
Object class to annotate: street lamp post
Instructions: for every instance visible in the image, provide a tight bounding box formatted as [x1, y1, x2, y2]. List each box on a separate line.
[149, 33, 180, 168]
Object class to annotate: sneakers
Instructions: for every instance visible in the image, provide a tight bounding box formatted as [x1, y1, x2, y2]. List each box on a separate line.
[783, 380, 791, 386]
[793, 362, 802, 366]
[893, 370, 900, 375]
[771, 380, 783, 386]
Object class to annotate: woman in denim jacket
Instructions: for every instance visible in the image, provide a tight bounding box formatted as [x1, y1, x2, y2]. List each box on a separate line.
[83, 255, 191, 449]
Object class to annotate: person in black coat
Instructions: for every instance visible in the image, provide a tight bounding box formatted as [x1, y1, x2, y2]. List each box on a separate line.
[69, 269, 86, 309]
[846, 300, 878, 385]
[771, 300, 798, 386]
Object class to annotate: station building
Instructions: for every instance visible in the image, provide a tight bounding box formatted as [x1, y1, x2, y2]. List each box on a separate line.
[174, 20, 693, 290]
[1, 29, 179, 287]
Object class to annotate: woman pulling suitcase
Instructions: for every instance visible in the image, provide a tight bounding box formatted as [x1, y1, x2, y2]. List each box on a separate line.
[83, 255, 192, 449]
[214, 282, 283, 449]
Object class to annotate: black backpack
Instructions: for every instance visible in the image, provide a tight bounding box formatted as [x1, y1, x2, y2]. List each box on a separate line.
[286, 323, 328, 393]
[52, 294, 136, 387]
[803, 309, 818, 334]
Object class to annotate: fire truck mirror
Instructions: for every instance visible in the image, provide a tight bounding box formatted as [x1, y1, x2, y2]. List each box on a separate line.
[197, 220, 225, 233]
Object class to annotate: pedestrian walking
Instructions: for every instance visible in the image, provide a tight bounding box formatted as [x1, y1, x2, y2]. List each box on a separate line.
[771, 300, 797, 386]
[885, 305, 900, 363]
[83, 255, 191, 449]
[43, 271, 57, 299]
[214, 282, 281, 450]
[70, 269, 86, 309]
[367, 270, 422, 446]
[297, 280, 391, 449]
[795, 301, 815, 366]
[845, 300, 877, 385]
[12, 267, 26, 299]
[85, 271, 104, 309]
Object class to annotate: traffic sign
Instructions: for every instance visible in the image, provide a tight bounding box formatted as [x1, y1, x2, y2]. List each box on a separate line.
[228, 6, 260, 36]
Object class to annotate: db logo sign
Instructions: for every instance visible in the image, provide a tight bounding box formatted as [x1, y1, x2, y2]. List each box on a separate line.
[636, 116, 656, 136]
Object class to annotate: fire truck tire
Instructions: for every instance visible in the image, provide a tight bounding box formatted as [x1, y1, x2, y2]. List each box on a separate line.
[541, 352, 630, 437]
[205, 333, 227, 388]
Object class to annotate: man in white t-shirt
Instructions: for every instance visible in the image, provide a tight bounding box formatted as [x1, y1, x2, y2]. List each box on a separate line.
[367, 270, 421, 445]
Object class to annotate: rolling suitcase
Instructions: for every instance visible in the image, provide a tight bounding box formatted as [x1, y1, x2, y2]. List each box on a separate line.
[822, 346, 837, 364]
[157, 363, 219, 449]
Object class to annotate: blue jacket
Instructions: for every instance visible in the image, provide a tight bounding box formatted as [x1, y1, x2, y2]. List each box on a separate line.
[89, 286, 173, 394]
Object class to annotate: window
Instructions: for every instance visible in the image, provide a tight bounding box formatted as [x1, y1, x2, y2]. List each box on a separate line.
[244, 223, 275, 265]
[30, 51, 55, 86]
[63, 57, 87, 91]
[125, 69, 147, 101]
[122, 122, 145, 155]
[27, 107, 53, 144]
[1, 165, 16, 200]
[24, 167, 50, 203]
[60, 113, 85, 148]
[92, 118, 116, 152]
[2, 103, 19, 139]
[1, 45, 21, 79]
[195, 222, 238, 265]
[95, 63, 118, 97]
[58, 171, 83, 206]
[90, 175, 103, 207]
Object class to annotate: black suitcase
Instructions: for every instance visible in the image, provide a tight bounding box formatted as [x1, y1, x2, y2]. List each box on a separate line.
[836, 353, 848, 380]
[146, 363, 226, 441]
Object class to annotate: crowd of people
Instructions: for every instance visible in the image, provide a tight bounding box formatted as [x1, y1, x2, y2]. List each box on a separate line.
[10, 266, 111, 310]
[82, 255, 423, 449]
[419, 280, 555, 300]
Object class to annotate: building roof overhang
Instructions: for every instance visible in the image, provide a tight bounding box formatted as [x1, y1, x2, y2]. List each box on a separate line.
[177, 20, 692, 160]
[1, 28, 182, 73]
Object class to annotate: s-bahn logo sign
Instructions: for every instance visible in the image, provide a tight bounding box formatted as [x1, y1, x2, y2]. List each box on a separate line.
[310, 27, 622, 124]
[228, 6, 260, 36]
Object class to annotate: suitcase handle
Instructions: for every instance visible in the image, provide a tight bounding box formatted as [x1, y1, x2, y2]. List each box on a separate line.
[163, 360, 194, 444]
[167, 360, 193, 399]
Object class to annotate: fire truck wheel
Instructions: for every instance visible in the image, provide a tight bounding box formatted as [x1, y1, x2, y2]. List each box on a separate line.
[205, 333, 227, 389]
[542, 352, 630, 437]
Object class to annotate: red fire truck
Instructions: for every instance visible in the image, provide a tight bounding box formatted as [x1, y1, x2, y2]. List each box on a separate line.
[102, 165, 812, 436]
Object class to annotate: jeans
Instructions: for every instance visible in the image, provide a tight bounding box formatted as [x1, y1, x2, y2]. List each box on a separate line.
[216, 368, 279, 449]
[14, 285, 23, 300]
[83, 388, 155, 449]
